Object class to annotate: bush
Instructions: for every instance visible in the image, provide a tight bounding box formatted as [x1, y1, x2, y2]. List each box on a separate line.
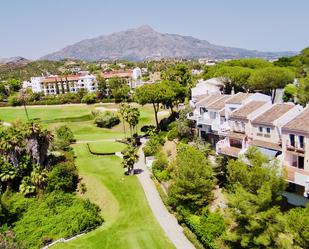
[46, 163, 78, 193]
[153, 169, 170, 182]
[94, 111, 120, 128]
[81, 93, 96, 104]
[184, 210, 225, 249]
[143, 135, 165, 157]
[8, 94, 22, 106]
[152, 152, 169, 172]
[54, 125, 75, 151]
[10, 192, 103, 249]
[167, 127, 178, 141]
[140, 125, 156, 135]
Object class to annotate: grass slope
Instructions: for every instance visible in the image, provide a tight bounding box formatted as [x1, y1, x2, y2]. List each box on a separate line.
[54, 144, 174, 249]
[87, 141, 126, 154]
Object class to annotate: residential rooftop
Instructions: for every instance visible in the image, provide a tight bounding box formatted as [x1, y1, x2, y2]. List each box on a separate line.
[229, 101, 267, 120]
[195, 94, 223, 108]
[282, 107, 309, 134]
[252, 103, 294, 126]
[206, 95, 231, 110]
[225, 92, 252, 104]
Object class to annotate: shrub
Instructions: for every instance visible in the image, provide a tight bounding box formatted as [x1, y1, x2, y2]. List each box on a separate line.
[167, 127, 178, 141]
[11, 192, 103, 249]
[152, 152, 169, 172]
[8, 94, 22, 106]
[81, 93, 96, 104]
[94, 111, 120, 128]
[46, 163, 78, 193]
[184, 210, 225, 249]
[153, 169, 170, 182]
[143, 135, 164, 157]
[140, 125, 156, 135]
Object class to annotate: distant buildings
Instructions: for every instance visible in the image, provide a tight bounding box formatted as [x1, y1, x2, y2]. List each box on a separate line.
[22, 73, 97, 95]
[22, 67, 153, 95]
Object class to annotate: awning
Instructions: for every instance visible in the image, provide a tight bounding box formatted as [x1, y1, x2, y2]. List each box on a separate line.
[257, 147, 280, 160]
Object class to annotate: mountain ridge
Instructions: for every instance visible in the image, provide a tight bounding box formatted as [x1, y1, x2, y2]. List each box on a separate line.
[41, 25, 297, 61]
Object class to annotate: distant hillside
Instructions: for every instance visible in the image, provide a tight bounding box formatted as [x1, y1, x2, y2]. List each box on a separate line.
[41, 25, 297, 61]
[0, 56, 30, 66]
[0, 60, 64, 81]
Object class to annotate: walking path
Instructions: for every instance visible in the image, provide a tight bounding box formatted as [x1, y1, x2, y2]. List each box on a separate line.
[135, 138, 195, 249]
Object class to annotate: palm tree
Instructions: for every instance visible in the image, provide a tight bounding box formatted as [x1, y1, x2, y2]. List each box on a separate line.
[119, 103, 129, 138]
[124, 106, 140, 138]
[122, 144, 139, 175]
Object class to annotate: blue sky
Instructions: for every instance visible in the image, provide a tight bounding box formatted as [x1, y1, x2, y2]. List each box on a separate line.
[1, 0, 308, 59]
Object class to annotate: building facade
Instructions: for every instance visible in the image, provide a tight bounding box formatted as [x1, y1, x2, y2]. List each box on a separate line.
[23, 74, 97, 95]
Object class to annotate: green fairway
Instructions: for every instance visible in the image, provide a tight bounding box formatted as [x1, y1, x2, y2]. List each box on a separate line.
[0, 103, 173, 248]
[53, 144, 174, 249]
[0, 104, 163, 141]
[87, 141, 127, 153]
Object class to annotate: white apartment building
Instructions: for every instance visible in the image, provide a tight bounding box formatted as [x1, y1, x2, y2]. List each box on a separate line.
[190, 78, 224, 108]
[22, 74, 97, 95]
[282, 108, 309, 198]
[190, 92, 271, 148]
[216, 100, 271, 157]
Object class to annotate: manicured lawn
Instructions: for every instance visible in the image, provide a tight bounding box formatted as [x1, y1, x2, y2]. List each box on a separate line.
[0, 103, 164, 141]
[0, 105, 92, 122]
[53, 144, 174, 249]
[0, 103, 174, 248]
[87, 141, 127, 153]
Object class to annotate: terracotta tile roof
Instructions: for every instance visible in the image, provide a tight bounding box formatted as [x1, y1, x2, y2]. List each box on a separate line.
[206, 95, 231, 110]
[227, 131, 246, 140]
[249, 139, 282, 151]
[195, 94, 223, 108]
[282, 108, 309, 134]
[219, 108, 225, 117]
[230, 101, 267, 120]
[219, 146, 241, 157]
[225, 92, 252, 104]
[252, 103, 294, 126]
[41, 75, 82, 83]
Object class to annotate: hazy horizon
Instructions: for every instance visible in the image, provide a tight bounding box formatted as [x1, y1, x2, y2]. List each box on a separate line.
[1, 0, 308, 59]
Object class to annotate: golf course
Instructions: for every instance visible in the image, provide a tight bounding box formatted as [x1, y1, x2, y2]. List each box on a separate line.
[0, 104, 175, 249]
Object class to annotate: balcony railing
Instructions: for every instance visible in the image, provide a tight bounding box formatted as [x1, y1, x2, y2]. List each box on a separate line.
[286, 140, 305, 153]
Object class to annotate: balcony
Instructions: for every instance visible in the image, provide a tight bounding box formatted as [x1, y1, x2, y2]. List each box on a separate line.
[187, 112, 200, 121]
[197, 116, 212, 125]
[285, 166, 309, 183]
[286, 140, 305, 154]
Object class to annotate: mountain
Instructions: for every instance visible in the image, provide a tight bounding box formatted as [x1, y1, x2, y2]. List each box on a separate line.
[41, 25, 296, 61]
[0, 56, 30, 65]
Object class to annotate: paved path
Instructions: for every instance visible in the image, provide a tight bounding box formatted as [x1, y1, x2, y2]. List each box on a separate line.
[135, 138, 195, 249]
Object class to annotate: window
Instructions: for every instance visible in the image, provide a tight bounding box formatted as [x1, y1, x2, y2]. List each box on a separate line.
[200, 107, 207, 114]
[299, 136, 304, 149]
[266, 127, 271, 133]
[259, 127, 263, 133]
[209, 112, 217, 119]
[289, 134, 295, 147]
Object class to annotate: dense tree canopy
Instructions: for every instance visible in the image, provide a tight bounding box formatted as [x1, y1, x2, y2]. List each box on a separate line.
[168, 144, 216, 213]
[223, 147, 289, 249]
